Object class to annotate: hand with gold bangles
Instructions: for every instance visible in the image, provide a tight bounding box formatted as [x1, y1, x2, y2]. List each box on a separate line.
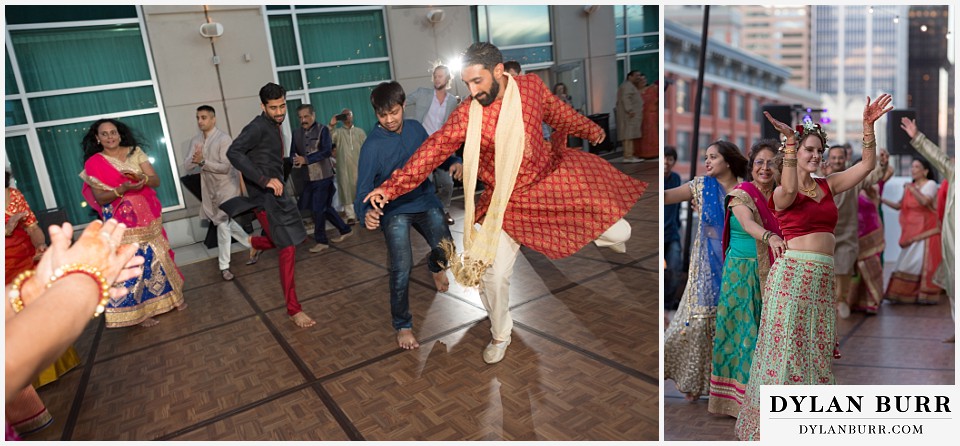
[15, 219, 145, 313]
[6, 219, 144, 402]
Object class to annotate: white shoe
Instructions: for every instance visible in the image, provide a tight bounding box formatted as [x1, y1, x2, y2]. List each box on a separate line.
[482, 337, 511, 364]
[309, 243, 329, 253]
[837, 302, 851, 319]
[622, 157, 642, 164]
[330, 231, 353, 243]
[608, 241, 627, 253]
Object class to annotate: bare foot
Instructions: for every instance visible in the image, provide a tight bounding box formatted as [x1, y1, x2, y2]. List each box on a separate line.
[684, 393, 698, 402]
[397, 328, 420, 350]
[290, 311, 316, 328]
[432, 271, 449, 293]
[176, 302, 188, 311]
[139, 317, 160, 327]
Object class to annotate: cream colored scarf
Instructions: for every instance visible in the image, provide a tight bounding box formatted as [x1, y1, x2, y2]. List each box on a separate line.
[441, 73, 525, 287]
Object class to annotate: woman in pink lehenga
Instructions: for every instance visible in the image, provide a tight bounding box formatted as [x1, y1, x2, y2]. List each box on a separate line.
[79, 119, 185, 328]
[850, 184, 885, 314]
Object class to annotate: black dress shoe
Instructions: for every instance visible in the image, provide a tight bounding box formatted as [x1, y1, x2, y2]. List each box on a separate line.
[445, 212, 454, 225]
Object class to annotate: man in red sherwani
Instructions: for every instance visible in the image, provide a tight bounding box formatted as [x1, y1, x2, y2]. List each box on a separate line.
[365, 43, 647, 364]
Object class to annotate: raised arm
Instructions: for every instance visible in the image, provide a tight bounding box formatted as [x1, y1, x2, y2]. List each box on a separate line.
[902, 117, 953, 180]
[664, 181, 694, 205]
[181, 139, 200, 174]
[539, 76, 604, 146]
[826, 94, 893, 195]
[766, 112, 800, 211]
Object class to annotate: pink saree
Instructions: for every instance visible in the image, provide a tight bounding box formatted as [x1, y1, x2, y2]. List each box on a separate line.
[79, 149, 184, 327]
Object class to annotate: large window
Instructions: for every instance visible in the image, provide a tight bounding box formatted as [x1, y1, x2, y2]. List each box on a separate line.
[4, 6, 182, 225]
[473, 5, 554, 71]
[615, 5, 659, 83]
[674, 79, 689, 114]
[266, 6, 392, 134]
[718, 89, 729, 119]
[701, 86, 713, 116]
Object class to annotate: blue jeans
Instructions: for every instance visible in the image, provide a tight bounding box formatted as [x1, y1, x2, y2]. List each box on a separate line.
[432, 168, 454, 209]
[301, 177, 350, 244]
[664, 239, 682, 309]
[383, 207, 452, 330]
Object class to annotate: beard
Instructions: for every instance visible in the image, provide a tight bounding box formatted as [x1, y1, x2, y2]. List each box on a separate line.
[475, 79, 500, 107]
[268, 113, 285, 125]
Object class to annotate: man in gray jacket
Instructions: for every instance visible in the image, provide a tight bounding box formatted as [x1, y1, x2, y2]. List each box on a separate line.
[405, 64, 459, 225]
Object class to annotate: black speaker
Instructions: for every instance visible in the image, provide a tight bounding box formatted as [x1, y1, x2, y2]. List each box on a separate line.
[886, 109, 917, 156]
[760, 104, 792, 140]
[35, 208, 68, 245]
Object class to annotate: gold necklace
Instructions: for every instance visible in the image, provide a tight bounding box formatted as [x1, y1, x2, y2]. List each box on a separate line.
[752, 181, 773, 197]
[798, 181, 818, 198]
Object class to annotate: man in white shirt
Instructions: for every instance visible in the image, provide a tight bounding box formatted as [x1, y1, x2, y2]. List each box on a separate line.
[405, 65, 460, 225]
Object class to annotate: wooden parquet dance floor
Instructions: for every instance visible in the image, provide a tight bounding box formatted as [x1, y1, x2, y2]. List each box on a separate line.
[664, 294, 956, 441]
[28, 159, 659, 441]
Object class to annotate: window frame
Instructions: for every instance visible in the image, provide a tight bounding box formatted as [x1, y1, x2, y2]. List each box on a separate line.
[3, 7, 184, 221]
[264, 6, 393, 135]
[614, 5, 659, 77]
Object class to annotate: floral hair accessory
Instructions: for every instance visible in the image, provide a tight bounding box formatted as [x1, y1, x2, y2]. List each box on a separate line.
[793, 118, 828, 146]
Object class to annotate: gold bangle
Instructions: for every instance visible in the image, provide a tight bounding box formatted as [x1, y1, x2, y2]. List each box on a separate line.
[783, 158, 798, 167]
[782, 149, 797, 155]
[112, 188, 123, 198]
[8, 270, 35, 313]
[46, 263, 111, 318]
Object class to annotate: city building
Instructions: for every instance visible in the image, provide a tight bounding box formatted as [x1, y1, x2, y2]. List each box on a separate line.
[4, 4, 658, 247]
[663, 5, 743, 47]
[740, 5, 812, 90]
[812, 5, 910, 150]
[907, 4, 955, 155]
[663, 19, 820, 173]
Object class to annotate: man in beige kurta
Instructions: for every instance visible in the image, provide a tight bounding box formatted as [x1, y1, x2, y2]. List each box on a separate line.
[828, 145, 883, 317]
[328, 108, 367, 223]
[182, 105, 250, 280]
[615, 70, 643, 163]
[903, 117, 955, 342]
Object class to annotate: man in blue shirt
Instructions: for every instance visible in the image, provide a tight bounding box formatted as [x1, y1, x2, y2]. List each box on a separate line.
[291, 104, 352, 253]
[663, 146, 683, 310]
[355, 81, 463, 350]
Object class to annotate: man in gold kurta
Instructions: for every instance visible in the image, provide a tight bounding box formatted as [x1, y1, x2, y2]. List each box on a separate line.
[364, 43, 647, 364]
[328, 109, 366, 224]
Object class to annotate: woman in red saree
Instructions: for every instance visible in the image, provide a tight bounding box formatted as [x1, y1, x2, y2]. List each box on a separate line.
[79, 119, 185, 327]
[637, 80, 659, 159]
[882, 158, 945, 304]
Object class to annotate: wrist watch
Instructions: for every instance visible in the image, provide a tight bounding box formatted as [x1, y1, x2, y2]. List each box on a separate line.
[199, 160, 206, 167]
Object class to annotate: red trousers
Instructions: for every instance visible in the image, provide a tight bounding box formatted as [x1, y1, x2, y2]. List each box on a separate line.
[252, 210, 301, 315]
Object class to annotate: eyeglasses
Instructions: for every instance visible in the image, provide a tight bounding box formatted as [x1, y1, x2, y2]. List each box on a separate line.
[753, 160, 775, 168]
[98, 130, 119, 138]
